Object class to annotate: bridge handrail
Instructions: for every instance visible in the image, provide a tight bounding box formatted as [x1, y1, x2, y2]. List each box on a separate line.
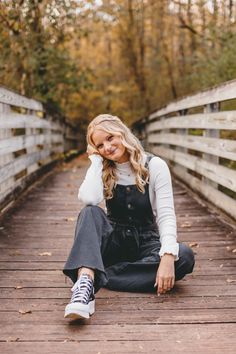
[133, 79, 236, 220]
[0, 86, 83, 212]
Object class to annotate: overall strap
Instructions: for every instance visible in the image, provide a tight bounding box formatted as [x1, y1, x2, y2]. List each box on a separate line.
[144, 152, 155, 168]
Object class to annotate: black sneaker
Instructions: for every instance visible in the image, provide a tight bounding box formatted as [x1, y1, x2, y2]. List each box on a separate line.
[64, 274, 95, 320]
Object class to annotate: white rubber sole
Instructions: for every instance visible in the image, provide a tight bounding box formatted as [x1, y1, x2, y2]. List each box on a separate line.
[64, 300, 95, 320]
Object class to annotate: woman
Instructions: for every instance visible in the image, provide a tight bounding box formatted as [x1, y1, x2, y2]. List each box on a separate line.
[63, 114, 195, 320]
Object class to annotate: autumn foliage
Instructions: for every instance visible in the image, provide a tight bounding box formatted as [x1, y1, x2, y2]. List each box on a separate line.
[0, 0, 236, 127]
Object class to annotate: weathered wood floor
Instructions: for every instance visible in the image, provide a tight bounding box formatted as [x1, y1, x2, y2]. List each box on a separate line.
[0, 154, 236, 354]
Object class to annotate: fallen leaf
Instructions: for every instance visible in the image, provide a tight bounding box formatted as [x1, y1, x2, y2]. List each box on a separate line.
[232, 249, 236, 253]
[9, 250, 21, 256]
[208, 258, 213, 261]
[181, 222, 192, 228]
[15, 285, 23, 289]
[219, 264, 224, 268]
[64, 217, 76, 222]
[226, 246, 231, 251]
[19, 309, 32, 314]
[38, 252, 52, 256]
[189, 242, 199, 248]
[226, 279, 236, 283]
[6, 337, 20, 342]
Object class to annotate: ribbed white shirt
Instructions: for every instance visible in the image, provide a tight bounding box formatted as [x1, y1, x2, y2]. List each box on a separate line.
[78, 154, 179, 260]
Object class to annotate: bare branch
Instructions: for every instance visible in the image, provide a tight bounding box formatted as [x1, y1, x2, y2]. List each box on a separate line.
[178, 15, 199, 35]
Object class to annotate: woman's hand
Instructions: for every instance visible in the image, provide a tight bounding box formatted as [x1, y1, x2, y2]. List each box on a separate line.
[155, 254, 175, 295]
[87, 144, 99, 156]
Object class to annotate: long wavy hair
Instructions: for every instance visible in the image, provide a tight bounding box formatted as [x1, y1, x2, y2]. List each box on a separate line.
[87, 114, 149, 199]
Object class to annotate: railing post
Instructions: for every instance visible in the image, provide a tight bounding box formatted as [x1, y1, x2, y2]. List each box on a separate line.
[26, 108, 38, 174]
[45, 112, 52, 158]
[203, 102, 220, 188]
[0, 103, 13, 202]
[176, 109, 188, 171]
[143, 117, 149, 151]
[63, 122, 68, 153]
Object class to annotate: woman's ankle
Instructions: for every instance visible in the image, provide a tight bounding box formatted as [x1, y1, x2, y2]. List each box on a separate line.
[78, 267, 95, 281]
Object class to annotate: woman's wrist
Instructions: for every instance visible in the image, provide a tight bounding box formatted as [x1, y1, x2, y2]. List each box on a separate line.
[88, 154, 103, 163]
[161, 253, 175, 260]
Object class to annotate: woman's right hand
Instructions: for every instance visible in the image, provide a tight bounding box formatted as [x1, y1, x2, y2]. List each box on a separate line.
[86, 144, 99, 156]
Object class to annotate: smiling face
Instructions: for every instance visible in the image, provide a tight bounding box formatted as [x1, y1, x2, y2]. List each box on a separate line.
[92, 129, 130, 163]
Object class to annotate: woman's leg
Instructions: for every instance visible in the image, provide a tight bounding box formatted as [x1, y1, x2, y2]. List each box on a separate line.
[63, 205, 116, 319]
[174, 243, 195, 281]
[104, 242, 195, 293]
[78, 267, 95, 280]
[63, 205, 114, 292]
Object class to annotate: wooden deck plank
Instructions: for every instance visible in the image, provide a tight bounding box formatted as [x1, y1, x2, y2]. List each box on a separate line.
[1, 323, 236, 339]
[0, 309, 236, 325]
[0, 259, 235, 273]
[1, 324, 236, 353]
[0, 286, 236, 299]
[0, 154, 236, 353]
[1, 270, 236, 288]
[1, 295, 236, 311]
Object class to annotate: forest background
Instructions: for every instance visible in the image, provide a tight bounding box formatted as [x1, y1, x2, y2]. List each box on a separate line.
[0, 0, 236, 129]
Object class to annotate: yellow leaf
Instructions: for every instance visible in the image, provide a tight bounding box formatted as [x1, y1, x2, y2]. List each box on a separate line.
[19, 309, 32, 314]
[226, 279, 236, 283]
[181, 222, 192, 228]
[6, 337, 20, 342]
[9, 250, 21, 256]
[189, 242, 199, 248]
[38, 252, 52, 256]
[65, 217, 76, 222]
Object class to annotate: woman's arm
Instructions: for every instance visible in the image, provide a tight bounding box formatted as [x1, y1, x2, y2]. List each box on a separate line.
[78, 154, 104, 205]
[149, 156, 179, 294]
[149, 157, 179, 260]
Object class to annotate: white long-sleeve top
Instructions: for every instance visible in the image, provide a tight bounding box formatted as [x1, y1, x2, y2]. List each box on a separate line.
[78, 153, 179, 260]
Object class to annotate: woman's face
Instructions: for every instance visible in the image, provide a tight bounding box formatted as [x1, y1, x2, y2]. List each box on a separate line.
[92, 129, 129, 163]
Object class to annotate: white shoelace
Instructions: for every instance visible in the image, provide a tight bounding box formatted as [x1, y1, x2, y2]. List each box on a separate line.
[71, 274, 93, 304]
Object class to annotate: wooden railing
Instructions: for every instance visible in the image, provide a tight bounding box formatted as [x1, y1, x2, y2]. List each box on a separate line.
[133, 79, 236, 220]
[0, 86, 85, 212]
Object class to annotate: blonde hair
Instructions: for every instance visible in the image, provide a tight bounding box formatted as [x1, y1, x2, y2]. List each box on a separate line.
[87, 114, 149, 199]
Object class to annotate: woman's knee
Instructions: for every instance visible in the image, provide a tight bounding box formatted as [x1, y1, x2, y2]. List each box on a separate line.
[76, 205, 111, 236]
[178, 243, 195, 274]
[80, 204, 103, 212]
[79, 205, 105, 217]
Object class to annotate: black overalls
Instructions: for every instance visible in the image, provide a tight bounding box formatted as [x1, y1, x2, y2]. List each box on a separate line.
[63, 156, 195, 293]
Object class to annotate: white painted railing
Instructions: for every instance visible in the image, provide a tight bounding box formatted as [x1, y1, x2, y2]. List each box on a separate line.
[133, 79, 236, 220]
[0, 86, 84, 211]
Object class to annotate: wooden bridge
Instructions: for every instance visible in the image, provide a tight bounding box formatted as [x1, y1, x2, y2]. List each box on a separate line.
[0, 82, 236, 353]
